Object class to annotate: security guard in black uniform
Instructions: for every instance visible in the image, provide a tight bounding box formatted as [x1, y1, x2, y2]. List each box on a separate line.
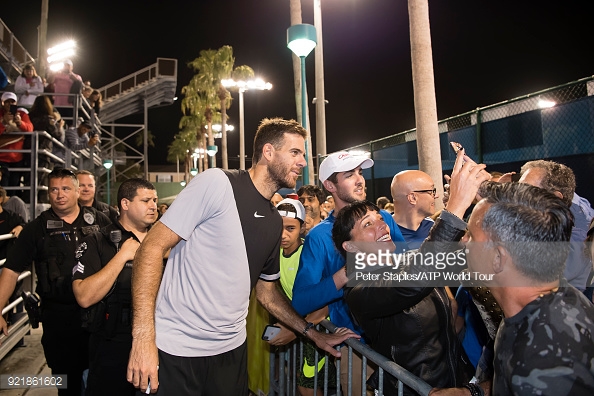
[0, 168, 111, 396]
[73, 178, 159, 396]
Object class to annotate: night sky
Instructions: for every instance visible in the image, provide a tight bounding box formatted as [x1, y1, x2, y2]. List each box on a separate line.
[3, 0, 593, 166]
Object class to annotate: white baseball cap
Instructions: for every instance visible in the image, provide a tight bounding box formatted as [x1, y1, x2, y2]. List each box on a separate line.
[1, 92, 17, 103]
[276, 198, 306, 222]
[318, 151, 374, 182]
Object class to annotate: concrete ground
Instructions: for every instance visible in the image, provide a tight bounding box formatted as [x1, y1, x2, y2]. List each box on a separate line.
[0, 325, 58, 396]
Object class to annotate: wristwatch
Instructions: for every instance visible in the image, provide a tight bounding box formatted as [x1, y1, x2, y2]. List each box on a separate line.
[302, 322, 315, 336]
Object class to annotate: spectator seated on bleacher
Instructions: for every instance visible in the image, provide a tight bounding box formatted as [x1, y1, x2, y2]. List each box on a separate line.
[63, 119, 99, 170]
[0, 92, 33, 188]
[0, 187, 25, 260]
[29, 95, 66, 202]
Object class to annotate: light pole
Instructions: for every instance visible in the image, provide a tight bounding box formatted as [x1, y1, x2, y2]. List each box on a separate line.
[103, 159, 113, 205]
[287, 24, 317, 185]
[207, 145, 219, 160]
[313, 0, 327, 157]
[221, 79, 272, 170]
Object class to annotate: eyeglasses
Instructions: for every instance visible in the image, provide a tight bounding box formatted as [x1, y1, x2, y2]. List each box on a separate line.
[412, 188, 437, 197]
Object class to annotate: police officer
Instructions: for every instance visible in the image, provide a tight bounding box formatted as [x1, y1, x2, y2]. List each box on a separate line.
[76, 170, 119, 223]
[0, 168, 111, 396]
[72, 178, 158, 396]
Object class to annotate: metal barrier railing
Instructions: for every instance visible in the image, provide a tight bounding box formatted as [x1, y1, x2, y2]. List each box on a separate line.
[0, 130, 100, 221]
[0, 233, 16, 267]
[269, 319, 432, 396]
[0, 269, 33, 361]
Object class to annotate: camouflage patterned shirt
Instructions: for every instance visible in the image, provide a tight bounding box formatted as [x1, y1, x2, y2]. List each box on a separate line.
[493, 281, 594, 395]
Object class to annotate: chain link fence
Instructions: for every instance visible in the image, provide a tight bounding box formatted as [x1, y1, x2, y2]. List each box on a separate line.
[318, 75, 594, 202]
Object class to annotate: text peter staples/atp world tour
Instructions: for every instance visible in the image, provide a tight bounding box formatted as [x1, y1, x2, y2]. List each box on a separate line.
[345, 246, 491, 288]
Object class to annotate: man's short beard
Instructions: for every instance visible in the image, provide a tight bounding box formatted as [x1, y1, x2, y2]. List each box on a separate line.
[268, 160, 295, 190]
[336, 188, 365, 205]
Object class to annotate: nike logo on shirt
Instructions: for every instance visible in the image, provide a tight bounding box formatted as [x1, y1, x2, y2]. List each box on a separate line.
[254, 212, 265, 218]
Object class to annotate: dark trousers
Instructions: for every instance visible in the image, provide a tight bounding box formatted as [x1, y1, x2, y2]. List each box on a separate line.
[151, 341, 248, 396]
[41, 305, 89, 396]
[86, 334, 135, 396]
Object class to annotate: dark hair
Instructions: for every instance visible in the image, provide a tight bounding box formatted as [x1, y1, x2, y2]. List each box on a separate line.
[376, 196, 390, 209]
[520, 160, 575, 207]
[297, 185, 325, 206]
[90, 90, 102, 108]
[326, 173, 339, 184]
[479, 181, 573, 283]
[30, 95, 54, 118]
[117, 178, 156, 212]
[0, 187, 6, 200]
[21, 64, 36, 77]
[332, 200, 380, 258]
[48, 168, 78, 186]
[277, 203, 304, 224]
[252, 118, 307, 164]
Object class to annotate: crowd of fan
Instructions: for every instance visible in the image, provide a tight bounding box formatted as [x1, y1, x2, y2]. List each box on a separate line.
[265, 152, 594, 395]
[0, 61, 103, 203]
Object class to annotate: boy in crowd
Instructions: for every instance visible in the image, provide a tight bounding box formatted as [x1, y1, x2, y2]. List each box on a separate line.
[267, 198, 337, 395]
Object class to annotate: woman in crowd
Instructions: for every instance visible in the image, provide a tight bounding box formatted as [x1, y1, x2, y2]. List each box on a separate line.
[14, 64, 44, 108]
[28, 95, 65, 202]
[89, 90, 102, 116]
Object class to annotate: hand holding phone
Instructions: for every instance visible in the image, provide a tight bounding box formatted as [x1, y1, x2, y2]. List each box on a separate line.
[261, 325, 282, 341]
[450, 141, 463, 154]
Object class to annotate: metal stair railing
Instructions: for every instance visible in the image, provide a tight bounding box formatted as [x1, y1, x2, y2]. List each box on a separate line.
[0, 18, 36, 79]
[98, 58, 177, 105]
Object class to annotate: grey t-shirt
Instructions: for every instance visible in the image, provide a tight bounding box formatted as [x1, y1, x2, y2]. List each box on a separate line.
[155, 169, 281, 356]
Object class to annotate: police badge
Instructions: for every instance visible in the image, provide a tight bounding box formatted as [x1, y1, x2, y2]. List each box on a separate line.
[83, 212, 95, 225]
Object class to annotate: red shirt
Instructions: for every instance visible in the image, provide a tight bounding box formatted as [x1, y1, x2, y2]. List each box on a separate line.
[0, 108, 33, 163]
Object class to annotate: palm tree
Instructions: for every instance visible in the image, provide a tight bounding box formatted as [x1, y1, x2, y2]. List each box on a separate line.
[180, 81, 210, 170]
[167, 129, 196, 182]
[231, 65, 255, 83]
[187, 46, 235, 169]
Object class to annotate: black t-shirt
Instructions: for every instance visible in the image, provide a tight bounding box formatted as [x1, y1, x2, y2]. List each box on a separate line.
[0, 209, 25, 260]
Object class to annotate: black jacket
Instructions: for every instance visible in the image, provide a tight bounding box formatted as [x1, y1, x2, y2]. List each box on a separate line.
[344, 211, 474, 395]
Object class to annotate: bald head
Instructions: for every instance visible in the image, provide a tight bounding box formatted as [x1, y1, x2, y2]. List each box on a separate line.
[391, 170, 438, 217]
[391, 170, 433, 199]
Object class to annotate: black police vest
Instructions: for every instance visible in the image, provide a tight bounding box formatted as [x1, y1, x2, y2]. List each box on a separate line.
[102, 256, 133, 337]
[82, 229, 134, 337]
[36, 208, 101, 304]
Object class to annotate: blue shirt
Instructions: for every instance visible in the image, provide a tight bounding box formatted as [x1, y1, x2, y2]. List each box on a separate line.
[292, 209, 406, 335]
[397, 217, 434, 250]
[567, 202, 593, 290]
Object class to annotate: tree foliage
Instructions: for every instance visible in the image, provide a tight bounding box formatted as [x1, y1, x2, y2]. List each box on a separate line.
[169, 45, 255, 170]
